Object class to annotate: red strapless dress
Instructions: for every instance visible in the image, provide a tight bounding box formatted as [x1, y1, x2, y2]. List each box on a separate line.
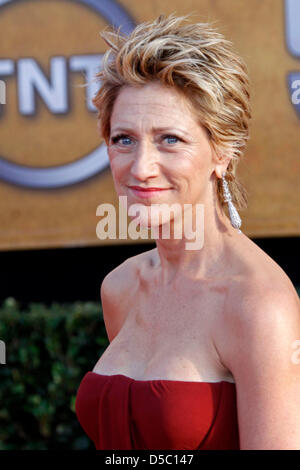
[75, 372, 240, 450]
[75, 371, 239, 450]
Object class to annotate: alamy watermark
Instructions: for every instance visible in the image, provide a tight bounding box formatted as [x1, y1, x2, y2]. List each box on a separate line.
[0, 340, 6, 364]
[291, 339, 300, 365]
[0, 79, 6, 104]
[96, 196, 204, 250]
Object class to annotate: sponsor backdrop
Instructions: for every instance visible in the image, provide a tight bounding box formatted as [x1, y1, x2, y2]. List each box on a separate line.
[0, 0, 299, 251]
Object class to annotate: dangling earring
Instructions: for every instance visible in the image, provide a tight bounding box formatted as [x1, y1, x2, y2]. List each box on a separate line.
[221, 172, 242, 233]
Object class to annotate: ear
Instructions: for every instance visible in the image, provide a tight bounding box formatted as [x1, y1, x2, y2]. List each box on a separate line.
[212, 148, 232, 179]
[214, 159, 231, 179]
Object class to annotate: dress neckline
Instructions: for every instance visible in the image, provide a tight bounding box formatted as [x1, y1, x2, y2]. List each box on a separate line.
[88, 371, 236, 385]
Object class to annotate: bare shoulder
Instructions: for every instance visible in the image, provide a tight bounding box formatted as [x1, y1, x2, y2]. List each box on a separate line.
[225, 235, 299, 312]
[218, 237, 300, 449]
[219, 235, 300, 374]
[100, 248, 155, 342]
[100, 248, 155, 298]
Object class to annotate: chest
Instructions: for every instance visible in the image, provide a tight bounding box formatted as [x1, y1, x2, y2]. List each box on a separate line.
[94, 279, 230, 379]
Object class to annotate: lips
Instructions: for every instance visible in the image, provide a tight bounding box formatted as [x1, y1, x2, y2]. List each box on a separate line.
[129, 186, 170, 191]
[128, 186, 172, 199]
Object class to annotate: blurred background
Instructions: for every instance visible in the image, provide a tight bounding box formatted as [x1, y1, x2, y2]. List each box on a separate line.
[0, 0, 299, 450]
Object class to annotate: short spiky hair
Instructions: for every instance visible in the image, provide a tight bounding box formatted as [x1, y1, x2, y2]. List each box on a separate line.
[92, 14, 251, 209]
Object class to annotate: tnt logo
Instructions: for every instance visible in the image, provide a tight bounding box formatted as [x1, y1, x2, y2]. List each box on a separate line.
[285, 0, 300, 115]
[0, 55, 103, 115]
[0, 79, 5, 104]
[0, 0, 135, 188]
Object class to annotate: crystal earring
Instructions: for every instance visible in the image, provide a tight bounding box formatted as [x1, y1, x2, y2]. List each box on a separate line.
[221, 172, 242, 233]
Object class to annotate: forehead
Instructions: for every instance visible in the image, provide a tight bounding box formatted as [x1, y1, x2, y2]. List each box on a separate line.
[110, 82, 198, 126]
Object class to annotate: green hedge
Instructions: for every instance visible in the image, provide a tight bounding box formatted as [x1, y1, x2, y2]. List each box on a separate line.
[0, 298, 109, 450]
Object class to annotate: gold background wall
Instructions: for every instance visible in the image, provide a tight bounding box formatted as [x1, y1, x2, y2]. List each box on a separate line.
[0, 0, 299, 251]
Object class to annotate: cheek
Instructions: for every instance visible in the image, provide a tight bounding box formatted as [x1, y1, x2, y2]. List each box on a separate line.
[109, 158, 119, 176]
[179, 147, 211, 175]
[109, 148, 132, 172]
[109, 155, 126, 180]
[168, 153, 204, 179]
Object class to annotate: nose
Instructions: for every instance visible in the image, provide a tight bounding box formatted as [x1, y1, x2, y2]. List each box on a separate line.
[129, 140, 160, 181]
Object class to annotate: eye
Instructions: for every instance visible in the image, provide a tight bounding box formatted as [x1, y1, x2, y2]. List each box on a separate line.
[162, 134, 182, 144]
[111, 134, 131, 146]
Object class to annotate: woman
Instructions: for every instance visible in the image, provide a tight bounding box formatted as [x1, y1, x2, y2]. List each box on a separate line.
[75, 14, 300, 450]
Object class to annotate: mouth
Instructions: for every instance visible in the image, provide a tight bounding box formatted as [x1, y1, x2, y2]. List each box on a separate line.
[128, 186, 172, 199]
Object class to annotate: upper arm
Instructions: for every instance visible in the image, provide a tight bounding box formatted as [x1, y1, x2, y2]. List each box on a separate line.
[226, 284, 300, 449]
[100, 258, 136, 343]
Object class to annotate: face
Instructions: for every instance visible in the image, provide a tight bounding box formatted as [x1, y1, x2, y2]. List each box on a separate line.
[107, 82, 220, 228]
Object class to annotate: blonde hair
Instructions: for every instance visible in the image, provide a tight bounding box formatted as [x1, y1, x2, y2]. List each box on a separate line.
[92, 14, 251, 209]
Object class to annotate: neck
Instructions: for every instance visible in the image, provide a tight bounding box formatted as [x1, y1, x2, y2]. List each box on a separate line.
[153, 196, 238, 284]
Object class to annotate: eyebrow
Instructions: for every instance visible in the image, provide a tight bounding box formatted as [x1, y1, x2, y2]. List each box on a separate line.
[110, 126, 190, 137]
